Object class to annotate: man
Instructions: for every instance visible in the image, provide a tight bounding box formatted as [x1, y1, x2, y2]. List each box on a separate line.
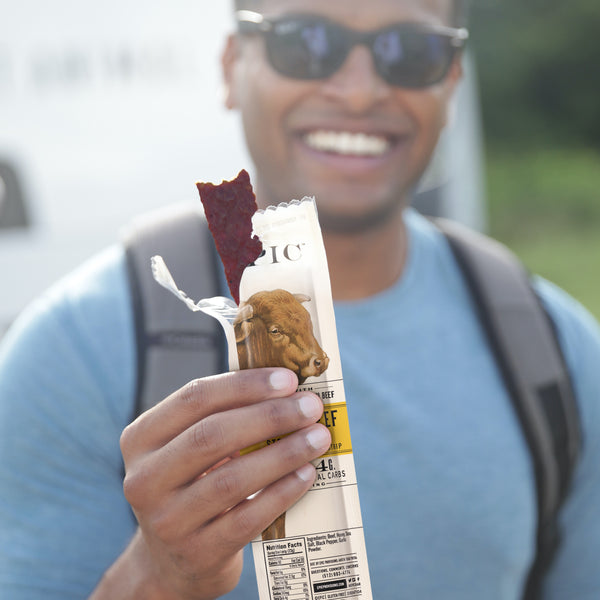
[1, 1, 599, 599]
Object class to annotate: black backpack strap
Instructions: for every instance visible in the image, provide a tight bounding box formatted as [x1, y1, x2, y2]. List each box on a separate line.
[122, 203, 226, 417]
[435, 218, 582, 599]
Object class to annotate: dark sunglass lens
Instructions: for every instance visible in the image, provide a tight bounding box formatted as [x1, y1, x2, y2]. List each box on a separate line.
[266, 19, 346, 80]
[374, 29, 454, 88]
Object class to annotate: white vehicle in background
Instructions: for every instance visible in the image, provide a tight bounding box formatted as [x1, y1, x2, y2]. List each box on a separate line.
[0, 0, 486, 336]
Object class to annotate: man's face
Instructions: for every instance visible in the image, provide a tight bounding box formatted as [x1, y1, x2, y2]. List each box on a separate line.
[223, 0, 462, 232]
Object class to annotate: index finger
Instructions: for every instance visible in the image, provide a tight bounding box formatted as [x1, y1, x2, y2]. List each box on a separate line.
[122, 368, 298, 452]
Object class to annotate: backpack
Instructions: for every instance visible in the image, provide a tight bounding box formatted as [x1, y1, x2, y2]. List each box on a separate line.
[123, 204, 581, 600]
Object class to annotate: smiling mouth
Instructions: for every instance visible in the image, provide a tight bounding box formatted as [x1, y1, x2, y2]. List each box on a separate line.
[303, 130, 392, 157]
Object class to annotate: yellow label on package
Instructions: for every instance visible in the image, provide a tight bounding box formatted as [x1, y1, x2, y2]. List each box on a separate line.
[242, 400, 352, 458]
[235, 198, 373, 600]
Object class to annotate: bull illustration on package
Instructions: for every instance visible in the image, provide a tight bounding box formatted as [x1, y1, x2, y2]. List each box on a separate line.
[234, 289, 330, 384]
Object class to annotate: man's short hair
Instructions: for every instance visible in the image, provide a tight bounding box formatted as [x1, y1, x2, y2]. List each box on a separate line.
[232, 1, 469, 27]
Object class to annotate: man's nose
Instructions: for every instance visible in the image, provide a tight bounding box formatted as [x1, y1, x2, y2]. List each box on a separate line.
[320, 45, 391, 112]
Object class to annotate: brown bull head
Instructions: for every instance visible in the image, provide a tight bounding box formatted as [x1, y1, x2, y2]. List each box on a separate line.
[234, 289, 329, 385]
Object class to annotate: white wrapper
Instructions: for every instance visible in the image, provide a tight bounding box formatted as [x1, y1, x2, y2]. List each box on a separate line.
[153, 197, 373, 600]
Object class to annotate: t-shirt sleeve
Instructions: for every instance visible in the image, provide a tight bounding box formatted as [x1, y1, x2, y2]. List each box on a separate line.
[0, 246, 138, 598]
[534, 278, 600, 599]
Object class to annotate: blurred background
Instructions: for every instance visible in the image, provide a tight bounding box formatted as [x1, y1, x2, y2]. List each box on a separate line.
[1, 0, 599, 336]
[469, 0, 600, 317]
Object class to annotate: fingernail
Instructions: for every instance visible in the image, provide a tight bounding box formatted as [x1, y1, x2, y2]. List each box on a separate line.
[296, 463, 316, 483]
[305, 426, 331, 452]
[269, 370, 294, 391]
[298, 395, 322, 420]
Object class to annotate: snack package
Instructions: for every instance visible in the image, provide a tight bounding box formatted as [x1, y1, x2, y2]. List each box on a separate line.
[152, 176, 373, 600]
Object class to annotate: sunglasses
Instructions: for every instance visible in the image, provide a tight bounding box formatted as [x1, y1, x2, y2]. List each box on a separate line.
[236, 11, 468, 89]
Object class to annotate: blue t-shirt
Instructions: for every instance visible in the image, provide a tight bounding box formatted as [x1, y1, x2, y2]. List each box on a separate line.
[1, 210, 599, 599]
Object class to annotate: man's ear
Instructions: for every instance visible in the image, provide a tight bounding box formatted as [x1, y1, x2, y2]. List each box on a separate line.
[221, 34, 240, 110]
[449, 53, 465, 88]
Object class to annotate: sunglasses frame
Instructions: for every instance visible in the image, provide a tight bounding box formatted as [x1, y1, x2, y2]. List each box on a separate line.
[236, 10, 469, 88]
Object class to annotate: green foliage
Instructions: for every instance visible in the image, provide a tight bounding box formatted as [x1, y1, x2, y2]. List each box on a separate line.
[486, 146, 600, 234]
[510, 231, 600, 320]
[469, 0, 600, 148]
[468, 2, 600, 316]
[486, 147, 600, 318]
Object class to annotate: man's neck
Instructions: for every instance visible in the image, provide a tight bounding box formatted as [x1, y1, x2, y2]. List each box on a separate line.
[323, 209, 408, 302]
[253, 178, 409, 302]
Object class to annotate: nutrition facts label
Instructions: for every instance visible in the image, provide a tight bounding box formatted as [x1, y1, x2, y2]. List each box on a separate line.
[263, 538, 311, 599]
[261, 531, 366, 600]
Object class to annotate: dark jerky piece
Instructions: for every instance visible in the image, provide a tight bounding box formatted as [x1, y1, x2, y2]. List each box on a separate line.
[196, 169, 263, 305]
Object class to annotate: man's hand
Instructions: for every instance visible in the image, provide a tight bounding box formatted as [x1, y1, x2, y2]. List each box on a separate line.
[91, 368, 330, 600]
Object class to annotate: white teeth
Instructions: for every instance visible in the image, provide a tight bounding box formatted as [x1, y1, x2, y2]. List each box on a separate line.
[304, 130, 390, 156]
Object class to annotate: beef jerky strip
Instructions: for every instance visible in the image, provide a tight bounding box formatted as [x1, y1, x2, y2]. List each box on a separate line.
[196, 169, 263, 305]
